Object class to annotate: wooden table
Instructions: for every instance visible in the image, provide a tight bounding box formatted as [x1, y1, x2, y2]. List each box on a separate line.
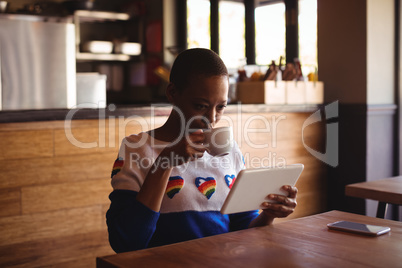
[345, 176, 402, 218]
[97, 211, 402, 268]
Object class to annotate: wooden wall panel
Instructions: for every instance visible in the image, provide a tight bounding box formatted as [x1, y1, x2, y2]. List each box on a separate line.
[240, 141, 323, 165]
[0, 119, 108, 132]
[0, 206, 103, 247]
[21, 179, 112, 214]
[0, 130, 54, 160]
[0, 117, 174, 133]
[235, 112, 327, 219]
[0, 188, 21, 217]
[0, 153, 117, 189]
[54, 118, 165, 156]
[0, 231, 114, 268]
[54, 127, 117, 156]
[296, 162, 327, 193]
[0, 121, 66, 131]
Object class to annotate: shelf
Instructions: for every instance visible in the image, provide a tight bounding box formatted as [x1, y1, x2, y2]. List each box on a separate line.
[74, 10, 130, 22]
[74, 10, 138, 62]
[76, 52, 131, 61]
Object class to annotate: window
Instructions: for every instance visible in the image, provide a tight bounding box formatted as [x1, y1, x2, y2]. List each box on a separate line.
[219, 1, 245, 69]
[299, 0, 318, 77]
[187, 0, 211, 49]
[187, 0, 318, 76]
[255, 2, 286, 66]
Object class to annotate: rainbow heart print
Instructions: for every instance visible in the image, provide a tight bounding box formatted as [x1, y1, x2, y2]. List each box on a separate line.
[195, 177, 216, 200]
[166, 176, 184, 199]
[225, 174, 236, 189]
[111, 157, 124, 178]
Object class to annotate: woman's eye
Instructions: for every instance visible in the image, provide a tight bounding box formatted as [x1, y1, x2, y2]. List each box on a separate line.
[217, 105, 227, 110]
[195, 104, 208, 110]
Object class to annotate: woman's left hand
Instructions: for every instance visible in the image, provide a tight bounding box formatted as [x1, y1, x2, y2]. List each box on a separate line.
[260, 185, 298, 219]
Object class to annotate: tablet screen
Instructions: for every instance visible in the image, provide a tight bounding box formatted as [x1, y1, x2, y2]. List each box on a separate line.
[220, 164, 304, 214]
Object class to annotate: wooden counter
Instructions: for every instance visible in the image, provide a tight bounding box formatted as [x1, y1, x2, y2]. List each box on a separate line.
[0, 104, 327, 267]
[0, 104, 320, 123]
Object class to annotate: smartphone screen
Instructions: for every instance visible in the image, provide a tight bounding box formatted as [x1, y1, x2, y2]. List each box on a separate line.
[327, 221, 391, 236]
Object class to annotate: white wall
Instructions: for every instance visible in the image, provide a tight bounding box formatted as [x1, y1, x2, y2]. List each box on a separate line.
[367, 0, 395, 104]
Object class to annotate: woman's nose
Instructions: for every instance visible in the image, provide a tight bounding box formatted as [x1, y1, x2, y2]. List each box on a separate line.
[205, 109, 216, 127]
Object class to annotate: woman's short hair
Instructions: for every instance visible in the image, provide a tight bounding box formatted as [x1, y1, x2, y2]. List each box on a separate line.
[169, 48, 228, 91]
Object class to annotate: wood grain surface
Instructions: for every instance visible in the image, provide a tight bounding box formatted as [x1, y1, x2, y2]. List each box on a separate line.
[97, 211, 402, 268]
[346, 176, 402, 205]
[0, 130, 54, 160]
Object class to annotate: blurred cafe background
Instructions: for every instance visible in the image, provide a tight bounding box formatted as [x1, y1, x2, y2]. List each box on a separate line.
[0, 0, 401, 267]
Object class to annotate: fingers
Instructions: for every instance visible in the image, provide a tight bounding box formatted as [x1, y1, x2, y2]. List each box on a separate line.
[260, 199, 297, 218]
[260, 187, 298, 218]
[187, 130, 209, 155]
[281, 185, 298, 198]
[265, 194, 297, 208]
[264, 185, 298, 206]
[185, 130, 208, 160]
[261, 201, 296, 213]
[189, 130, 205, 142]
[187, 130, 205, 147]
[260, 202, 295, 218]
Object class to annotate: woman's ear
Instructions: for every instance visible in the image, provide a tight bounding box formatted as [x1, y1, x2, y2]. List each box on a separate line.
[166, 82, 177, 103]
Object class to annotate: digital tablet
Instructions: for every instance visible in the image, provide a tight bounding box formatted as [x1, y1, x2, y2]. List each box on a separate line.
[220, 164, 304, 214]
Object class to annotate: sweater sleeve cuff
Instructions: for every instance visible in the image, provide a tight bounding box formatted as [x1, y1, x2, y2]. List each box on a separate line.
[229, 210, 260, 231]
[109, 189, 160, 221]
[107, 190, 160, 252]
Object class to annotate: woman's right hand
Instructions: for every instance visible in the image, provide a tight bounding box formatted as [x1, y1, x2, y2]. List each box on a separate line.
[158, 129, 208, 168]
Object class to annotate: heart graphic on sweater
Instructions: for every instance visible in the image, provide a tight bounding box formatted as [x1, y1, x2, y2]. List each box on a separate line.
[224, 174, 236, 189]
[166, 176, 184, 199]
[195, 177, 216, 200]
[111, 157, 124, 178]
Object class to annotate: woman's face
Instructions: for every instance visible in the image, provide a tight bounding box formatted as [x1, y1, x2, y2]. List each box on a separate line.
[171, 75, 229, 130]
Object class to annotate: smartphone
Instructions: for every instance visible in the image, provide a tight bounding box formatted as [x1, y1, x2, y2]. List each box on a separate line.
[327, 221, 391, 236]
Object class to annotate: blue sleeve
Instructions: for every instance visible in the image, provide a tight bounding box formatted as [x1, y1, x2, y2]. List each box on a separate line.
[229, 210, 260, 231]
[106, 189, 160, 253]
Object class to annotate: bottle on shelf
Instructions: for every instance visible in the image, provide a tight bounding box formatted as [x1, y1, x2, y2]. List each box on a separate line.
[263, 60, 277, 81]
[307, 66, 318, 82]
[282, 62, 296, 81]
[294, 58, 304, 81]
[276, 56, 283, 81]
[237, 58, 248, 82]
